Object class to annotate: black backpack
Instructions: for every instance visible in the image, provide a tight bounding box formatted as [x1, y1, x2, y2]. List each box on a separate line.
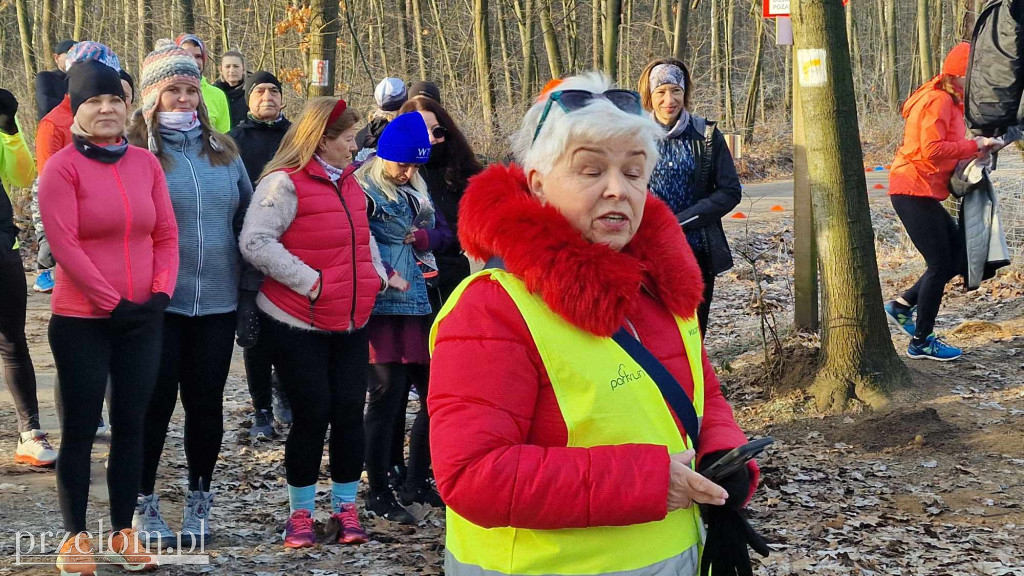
[965, 0, 1024, 133]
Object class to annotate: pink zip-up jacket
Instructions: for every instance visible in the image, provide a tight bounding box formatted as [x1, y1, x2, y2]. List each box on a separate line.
[38, 143, 180, 318]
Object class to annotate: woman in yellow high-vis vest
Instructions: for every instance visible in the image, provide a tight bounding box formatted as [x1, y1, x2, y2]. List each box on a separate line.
[428, 72, 768, 576]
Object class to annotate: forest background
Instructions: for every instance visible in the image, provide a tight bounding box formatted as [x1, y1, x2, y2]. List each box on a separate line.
[0, 0, 986, 176]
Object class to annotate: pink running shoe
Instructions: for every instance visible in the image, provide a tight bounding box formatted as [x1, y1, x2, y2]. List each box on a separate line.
[331, 503, 369, 545]
[283, 509, 316, 548]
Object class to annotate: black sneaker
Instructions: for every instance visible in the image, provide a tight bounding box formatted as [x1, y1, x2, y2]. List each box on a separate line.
[365, 491, 416, 525]
[398, 482, 444, 508]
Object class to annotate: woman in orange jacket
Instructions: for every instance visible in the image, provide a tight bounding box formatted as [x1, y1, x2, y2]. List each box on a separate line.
[884, 42, 997, 361]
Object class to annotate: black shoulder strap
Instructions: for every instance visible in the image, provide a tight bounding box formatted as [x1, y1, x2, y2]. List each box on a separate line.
[612, 328, 700, 453]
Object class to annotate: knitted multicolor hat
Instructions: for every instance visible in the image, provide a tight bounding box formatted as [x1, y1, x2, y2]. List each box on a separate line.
[140, 40, 204, 151]
[175, 33, 207, 66]
[65, 41, 121, 72]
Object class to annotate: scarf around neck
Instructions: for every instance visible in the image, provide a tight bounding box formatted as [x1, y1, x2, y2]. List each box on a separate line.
[158, 110, 200, 132]
[70, 120, 128, 164]
[652, 109, 692, 140]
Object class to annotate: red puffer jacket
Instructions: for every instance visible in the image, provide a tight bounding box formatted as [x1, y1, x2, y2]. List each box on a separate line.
[428, 164, 757, 530]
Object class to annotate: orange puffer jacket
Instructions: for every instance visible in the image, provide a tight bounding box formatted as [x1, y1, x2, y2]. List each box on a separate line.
[889, 76, 980, 201]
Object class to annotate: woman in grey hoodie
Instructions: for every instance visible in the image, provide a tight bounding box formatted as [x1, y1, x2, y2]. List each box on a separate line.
[126, 41, 257, 548]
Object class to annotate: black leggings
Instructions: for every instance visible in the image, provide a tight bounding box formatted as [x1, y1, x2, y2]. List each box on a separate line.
[0, 251, 40, 432]
[260, 313, 368, 487]
[243, 335, 274, 412]
[693, 248, 716, 337]
[366, 363, 431, 493]
[141, 312, 236, 494]
[49, 313, 163, 533]
[891, 194, 963, 339]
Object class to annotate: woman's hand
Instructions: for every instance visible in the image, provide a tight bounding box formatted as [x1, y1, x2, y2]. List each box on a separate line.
[668, 450, 728, 512]
[404, 227, 419, 244]
[387, 272, 411, 292]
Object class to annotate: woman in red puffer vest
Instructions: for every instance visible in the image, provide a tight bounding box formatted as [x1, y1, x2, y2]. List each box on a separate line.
[239, 97, 386, 549]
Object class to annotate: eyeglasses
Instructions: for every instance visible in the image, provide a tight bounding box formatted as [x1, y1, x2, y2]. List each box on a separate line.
[431, 125, 447, 140]
[532, 89, 643, 143]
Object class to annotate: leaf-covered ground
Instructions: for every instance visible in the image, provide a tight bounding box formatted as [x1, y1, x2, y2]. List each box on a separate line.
[0, 195, 1021, 575]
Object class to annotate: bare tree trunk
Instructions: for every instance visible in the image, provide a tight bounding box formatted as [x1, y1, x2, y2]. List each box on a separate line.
[474, 0, 496, 136]
[428, 0, 457, 88]
[659, 0, 672, 50]
[219, 0, 230, 51]
[791, 0, 910, 412]
[671, 0, 688, 60]
[15, 0, 35, 85]
[521, 0, 537, 101]
[723, 0, 735, 129]
[373, 0, 389, 74]
[308, 0, 340, 96]
[540, 0, 563, 78]
[711, 0, 724, 118]
[562, 0, 578, 71]
[73, 0, 85, 40]
[138, 0, 151, 70]
[396, 0, 408, 77]
[411, 0, 427, 80]
[917, 0, 933, 80]
[179, 0, 196, 33]
[41, 0, 56, 67]
[497, 0, 515, 103]
[884, 0, 899, 109]
[592, 0, 601, 69]
[603, 0, 621, 79]
[930, 0, 943, 76]
[741, 7, 764, 145]
[846, 0, 864, 109]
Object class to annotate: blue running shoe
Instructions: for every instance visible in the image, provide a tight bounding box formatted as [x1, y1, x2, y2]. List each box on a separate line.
[907, 334, 961, 361]
[33, 269, 54, 293]
[884, 301, 916, 337]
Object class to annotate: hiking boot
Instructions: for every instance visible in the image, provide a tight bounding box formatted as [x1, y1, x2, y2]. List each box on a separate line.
[181, 489, 213, 548]
[330, 503, 369, 545]
[884, 301, 917, 337]
[95, 417, 109, 437]
[105, 528, 155, 571]
[33, 269, 54, 293]
[272, 373, 292, 426]
[56, 532, 96, 576]
[249, 409, 276, 440]
[907, 334, 962, 361]
[283, 509, 316, 549]
[398, 482, 444, 508]
[15, 429, 57, 467]
[365, 490, 416, 525]
[386, 464, 407, 494]
[133, 493, 175, 548]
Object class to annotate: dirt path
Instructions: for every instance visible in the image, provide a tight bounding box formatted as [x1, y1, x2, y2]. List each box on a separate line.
[0, 195, 1021, 575]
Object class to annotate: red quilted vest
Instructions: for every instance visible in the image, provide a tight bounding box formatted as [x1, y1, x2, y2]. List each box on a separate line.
[260, 161, 379, 331]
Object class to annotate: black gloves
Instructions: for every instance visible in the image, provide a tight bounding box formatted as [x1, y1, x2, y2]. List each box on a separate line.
[698, 450, 769, 576]
[110, 294, 170, 319]
[0, 89, 19, 135]
[235, 290, 260, 348]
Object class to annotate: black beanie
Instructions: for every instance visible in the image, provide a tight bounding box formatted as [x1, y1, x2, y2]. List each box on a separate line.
[245, 71, 283, 99]
[119, 69, 135, 102]
[68, 60, 126, 115]
[54, 39, 76, 55]
[409, 81, 441, 104]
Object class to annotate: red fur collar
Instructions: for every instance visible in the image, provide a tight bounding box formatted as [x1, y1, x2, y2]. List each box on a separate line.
[458, 163, 705, 336]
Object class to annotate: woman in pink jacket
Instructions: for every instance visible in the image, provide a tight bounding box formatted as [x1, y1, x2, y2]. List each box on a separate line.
[38, 60, 179, 576]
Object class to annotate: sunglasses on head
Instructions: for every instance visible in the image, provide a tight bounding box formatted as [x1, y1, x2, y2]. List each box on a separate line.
[431, 125, 447, 140]
[532, 89, 643, 143]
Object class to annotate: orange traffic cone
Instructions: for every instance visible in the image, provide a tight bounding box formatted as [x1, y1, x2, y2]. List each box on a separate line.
[770, 205, 785, 212]
[731, 212, 747, 219]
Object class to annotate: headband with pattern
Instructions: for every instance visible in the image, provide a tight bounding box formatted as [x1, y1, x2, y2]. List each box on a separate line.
[650, 64, 686, 92]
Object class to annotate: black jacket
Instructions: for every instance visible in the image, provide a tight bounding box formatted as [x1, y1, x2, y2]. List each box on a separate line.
[355, 117, 390, 154]
[35, 69, 68, 120]
[228, 116, 292, 185]
[213, 79, 249, 130]
[966, 0, 1024, 133]
[421, 144, 482, 300]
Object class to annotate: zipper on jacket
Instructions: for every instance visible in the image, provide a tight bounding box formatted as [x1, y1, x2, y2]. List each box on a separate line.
[181, 138, 204, 316]
[111, 166, 135, 301]
[329, 178, 359, 329]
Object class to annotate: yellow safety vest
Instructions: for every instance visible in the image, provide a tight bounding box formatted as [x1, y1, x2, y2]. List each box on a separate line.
[429, 269, 707, 576]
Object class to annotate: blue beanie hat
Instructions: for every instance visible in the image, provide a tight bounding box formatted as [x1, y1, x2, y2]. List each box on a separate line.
[376, 112, 431, 164]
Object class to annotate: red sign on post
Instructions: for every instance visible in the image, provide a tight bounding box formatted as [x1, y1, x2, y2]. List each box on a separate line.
[764, 0, 848, 18]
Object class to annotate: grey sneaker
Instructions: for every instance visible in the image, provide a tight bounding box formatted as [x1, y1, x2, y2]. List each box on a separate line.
[249, 408, 276, 440]
[133, 493, 175, 548]
[181, 488, 214, 548]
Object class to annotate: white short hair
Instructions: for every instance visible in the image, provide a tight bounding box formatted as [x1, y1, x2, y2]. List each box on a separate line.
[510, 72, 663, 176]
